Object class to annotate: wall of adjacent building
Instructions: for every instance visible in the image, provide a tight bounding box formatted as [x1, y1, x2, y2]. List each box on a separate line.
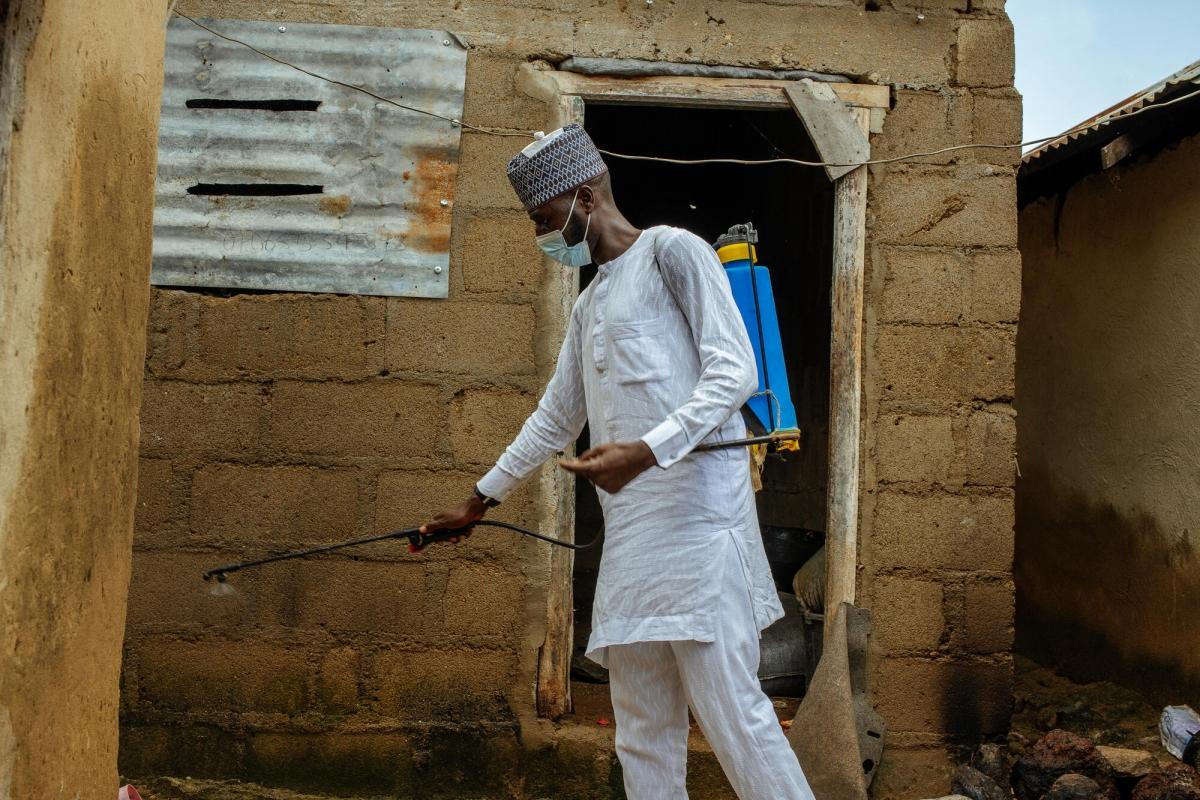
[0, 0, 165, 795]
[123, 1, 1022, 797]
[1017, 132, 1200, 704]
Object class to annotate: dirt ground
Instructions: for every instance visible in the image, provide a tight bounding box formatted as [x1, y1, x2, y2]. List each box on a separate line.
[129, 778, 384, 800]
[125, 655, 1178, 799]
[1009, 655, 1173, 763]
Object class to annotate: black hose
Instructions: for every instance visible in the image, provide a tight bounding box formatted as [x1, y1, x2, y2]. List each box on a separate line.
[199, 428, 797, 584]
[695, 431, 799, 452]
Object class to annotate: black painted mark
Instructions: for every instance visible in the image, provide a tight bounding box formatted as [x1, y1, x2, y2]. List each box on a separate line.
[186, 99, 322, 111]
[187, 183, 324, 196]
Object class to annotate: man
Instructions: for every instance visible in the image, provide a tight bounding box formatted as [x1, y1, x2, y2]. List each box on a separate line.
[422, 124, 814, 800]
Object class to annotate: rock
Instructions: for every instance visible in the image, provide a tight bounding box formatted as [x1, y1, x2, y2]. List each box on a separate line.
[1046, 773, 1106, 800]
[1011, 729, 1120, 800]
[925, 796, 972, 800]
[952, 764, 1007, 800]
[1008, 730, 1032, 759]
[972, 743, 1011, 790]
[1132, 762, 1200, 800]
[1097, 746, 1158, 780]
[1098, 744, 1159, 794]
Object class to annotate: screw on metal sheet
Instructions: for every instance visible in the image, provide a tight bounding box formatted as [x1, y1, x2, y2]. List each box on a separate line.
[443, 39, 451, 46]
[451, 119, 461, 128]
[278, 25, 287, 32]
[440, 199, 450, 207]
[434, 266, 443, 274]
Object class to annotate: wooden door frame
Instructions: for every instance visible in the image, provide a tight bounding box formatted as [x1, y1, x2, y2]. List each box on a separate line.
[517, 63, 886, 718]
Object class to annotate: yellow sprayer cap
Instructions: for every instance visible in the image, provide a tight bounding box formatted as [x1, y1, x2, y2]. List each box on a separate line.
[717, 242, 757, 265]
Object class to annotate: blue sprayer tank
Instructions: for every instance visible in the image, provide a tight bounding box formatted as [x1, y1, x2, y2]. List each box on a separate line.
[713, 223, 800, 447]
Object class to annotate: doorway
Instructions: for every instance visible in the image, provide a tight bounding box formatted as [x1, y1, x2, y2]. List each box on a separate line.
[519, 65, 879, 719]
[569, 103, 835, 701]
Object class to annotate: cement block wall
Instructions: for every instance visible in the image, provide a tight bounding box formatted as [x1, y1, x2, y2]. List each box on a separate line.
[1017, 132, 1200, 703]
[124, 1, 1022, 797]
[0, 0, 165, 795]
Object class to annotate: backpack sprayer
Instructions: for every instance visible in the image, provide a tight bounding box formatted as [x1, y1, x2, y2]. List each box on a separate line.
[714, 222, 801, 451]
[201, 222, 800, 584]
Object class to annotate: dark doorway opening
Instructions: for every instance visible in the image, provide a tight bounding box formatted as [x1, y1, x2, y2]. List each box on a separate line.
[571, 102, 834, 705]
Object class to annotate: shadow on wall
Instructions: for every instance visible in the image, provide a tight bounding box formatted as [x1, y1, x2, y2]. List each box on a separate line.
[939, 664, 1013, 738]
[1015, 459, 1200, 703]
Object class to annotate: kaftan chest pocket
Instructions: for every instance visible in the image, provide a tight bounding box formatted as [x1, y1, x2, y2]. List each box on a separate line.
[610, 319, 670, 385]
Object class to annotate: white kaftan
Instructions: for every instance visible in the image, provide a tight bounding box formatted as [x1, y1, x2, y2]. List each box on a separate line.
[476, 225, 784, 666]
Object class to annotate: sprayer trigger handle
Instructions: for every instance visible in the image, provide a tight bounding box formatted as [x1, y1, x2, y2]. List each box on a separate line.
[407, 525, 474, 553]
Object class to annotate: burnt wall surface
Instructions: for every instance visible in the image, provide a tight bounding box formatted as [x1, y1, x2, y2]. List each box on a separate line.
[125, 1, 1021, 798]
[0, 0, 165, 795]
[1017, 133, 1200, 704]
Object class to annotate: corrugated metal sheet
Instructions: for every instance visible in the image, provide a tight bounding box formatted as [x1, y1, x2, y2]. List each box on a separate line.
[1023, 59, 1200, 166]
[152, 16, 467, 297]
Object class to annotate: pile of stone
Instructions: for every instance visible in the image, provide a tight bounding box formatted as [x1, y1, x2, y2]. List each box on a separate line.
[930, 729, 1200, 800]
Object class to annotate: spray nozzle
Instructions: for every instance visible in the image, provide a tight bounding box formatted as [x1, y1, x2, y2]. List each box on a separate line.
[202, 570, 240, 598]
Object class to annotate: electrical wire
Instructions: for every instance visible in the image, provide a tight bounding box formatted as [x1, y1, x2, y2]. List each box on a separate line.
[171, 11, 1200, 171]
[599, 84, 1200, 168]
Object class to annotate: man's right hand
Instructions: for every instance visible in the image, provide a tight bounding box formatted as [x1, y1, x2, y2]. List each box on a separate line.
[416, 495, 489, 551]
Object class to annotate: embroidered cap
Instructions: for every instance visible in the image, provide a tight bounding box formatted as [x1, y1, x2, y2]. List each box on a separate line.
[506, 123, 609, 212]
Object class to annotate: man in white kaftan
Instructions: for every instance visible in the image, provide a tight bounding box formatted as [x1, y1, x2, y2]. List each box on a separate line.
[422, 124, 814, 800]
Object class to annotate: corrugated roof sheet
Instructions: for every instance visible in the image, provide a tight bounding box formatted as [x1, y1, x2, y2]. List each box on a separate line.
[152, 16, 467, 297]
[1023, 58, 1200, 166]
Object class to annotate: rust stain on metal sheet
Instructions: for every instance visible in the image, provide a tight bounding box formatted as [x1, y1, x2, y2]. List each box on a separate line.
[409, 155, 456, 253]
[319, 194, 352, 217]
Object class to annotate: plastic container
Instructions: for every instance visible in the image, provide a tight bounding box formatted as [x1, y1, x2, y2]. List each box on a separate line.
[717, 240, 800, 437]
[1161, 705, 1200, 765]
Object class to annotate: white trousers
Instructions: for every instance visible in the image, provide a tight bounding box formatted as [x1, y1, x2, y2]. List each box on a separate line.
[606, 555, 816, 800]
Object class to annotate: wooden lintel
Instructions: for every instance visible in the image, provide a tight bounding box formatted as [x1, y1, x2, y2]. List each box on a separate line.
[518, 63, 890, 111]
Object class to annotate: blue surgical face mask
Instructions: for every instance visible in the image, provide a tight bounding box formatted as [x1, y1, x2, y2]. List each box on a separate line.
[536, 190, 592, 268]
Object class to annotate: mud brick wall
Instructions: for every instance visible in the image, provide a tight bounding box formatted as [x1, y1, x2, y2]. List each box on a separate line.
[122, 2, 1022, 797]
[0, 0, 165, 796]
[1017, 132, 1200, 704]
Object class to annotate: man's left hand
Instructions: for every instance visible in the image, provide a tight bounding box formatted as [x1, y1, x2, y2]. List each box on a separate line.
[558, 441, 658, 494]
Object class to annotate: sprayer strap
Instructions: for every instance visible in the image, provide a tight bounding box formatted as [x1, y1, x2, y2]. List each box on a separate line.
[650, 228, 687, 327]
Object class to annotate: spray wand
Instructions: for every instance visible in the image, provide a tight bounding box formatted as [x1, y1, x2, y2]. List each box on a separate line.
[201, 520, 598, 585]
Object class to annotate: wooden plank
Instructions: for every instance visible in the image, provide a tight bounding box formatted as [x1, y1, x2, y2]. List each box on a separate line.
[1101, 132, 1138, 170]
[517, 64, 890, 110]
[869, 106, 886, 135]
[828, 83, 890, 110]
[785, 80, 871, 182]
[823, 106, 870, 640]
[534, 91, 584, 721]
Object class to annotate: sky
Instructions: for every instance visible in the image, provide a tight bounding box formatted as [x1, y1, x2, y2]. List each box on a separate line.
[1008, 0, 1200, 147]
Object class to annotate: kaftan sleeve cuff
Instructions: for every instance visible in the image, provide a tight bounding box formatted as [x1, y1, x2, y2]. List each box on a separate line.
[640, 419, 690, 469]
[476, 464, 522, 503]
